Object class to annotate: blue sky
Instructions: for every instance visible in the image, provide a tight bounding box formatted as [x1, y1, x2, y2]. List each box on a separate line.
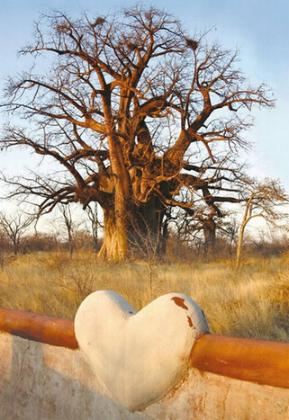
[0, 0, 288, 190]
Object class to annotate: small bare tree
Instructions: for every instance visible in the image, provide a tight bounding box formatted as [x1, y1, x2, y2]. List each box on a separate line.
[235, 178, 288, 268]
[0, 211, 34, 255]
[59, 204, 75, 256]
[85, 203, 102, 250]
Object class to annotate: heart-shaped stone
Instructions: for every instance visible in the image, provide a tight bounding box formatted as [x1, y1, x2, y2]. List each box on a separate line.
[74, 291, 208, 411]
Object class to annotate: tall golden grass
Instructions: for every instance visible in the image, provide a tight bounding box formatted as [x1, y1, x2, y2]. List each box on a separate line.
[0, 251, 288, 341]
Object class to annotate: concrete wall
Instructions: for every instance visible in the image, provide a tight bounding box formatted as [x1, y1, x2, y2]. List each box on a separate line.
[0, 332, 288, 420]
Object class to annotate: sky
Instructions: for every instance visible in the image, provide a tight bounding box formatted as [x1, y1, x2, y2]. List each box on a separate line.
[0, 0, 288, 225]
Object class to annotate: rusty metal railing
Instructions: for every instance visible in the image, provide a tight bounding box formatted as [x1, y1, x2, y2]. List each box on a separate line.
[0, 307, 288, 389]
[0, 308, 77, 349]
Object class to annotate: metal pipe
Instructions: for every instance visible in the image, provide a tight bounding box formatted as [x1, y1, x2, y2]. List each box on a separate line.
[1, 308, 289, 389]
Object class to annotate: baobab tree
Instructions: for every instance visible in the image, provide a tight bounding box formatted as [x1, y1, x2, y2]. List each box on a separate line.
[1, 7, 273, 260]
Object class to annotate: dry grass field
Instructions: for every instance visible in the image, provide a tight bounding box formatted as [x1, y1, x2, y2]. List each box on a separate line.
[0, 251, 288, 341]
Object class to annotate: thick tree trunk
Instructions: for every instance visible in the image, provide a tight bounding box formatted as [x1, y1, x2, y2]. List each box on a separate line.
[99, 133, 130, 262]
[98, 207, 127, 261]
[98, 196, 166, 261]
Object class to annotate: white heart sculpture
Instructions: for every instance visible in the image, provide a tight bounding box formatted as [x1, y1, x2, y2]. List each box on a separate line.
[74, 291, 209, 411]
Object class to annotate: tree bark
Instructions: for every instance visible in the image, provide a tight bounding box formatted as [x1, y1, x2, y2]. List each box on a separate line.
[98, 207, 127, 261]
[98, 195, 166, 261]
[236, 223, 245, 269]
[203, 217, 216, 256]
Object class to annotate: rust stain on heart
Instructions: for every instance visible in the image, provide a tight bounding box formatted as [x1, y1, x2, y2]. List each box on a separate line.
[171, 297, 189, 310]
[187, 316, 194, 328]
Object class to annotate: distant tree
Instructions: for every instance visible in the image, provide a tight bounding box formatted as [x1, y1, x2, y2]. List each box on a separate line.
[0, 212, 33, 255]
[58, 203, 88, 256]
[235, 178, 288, 268]
[85, 203, 101, 250]
[169, 204, 237, 257]
[1, 6, 273, 260]
[220, 216, 239, 255]
[58, 204, 75, 256]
